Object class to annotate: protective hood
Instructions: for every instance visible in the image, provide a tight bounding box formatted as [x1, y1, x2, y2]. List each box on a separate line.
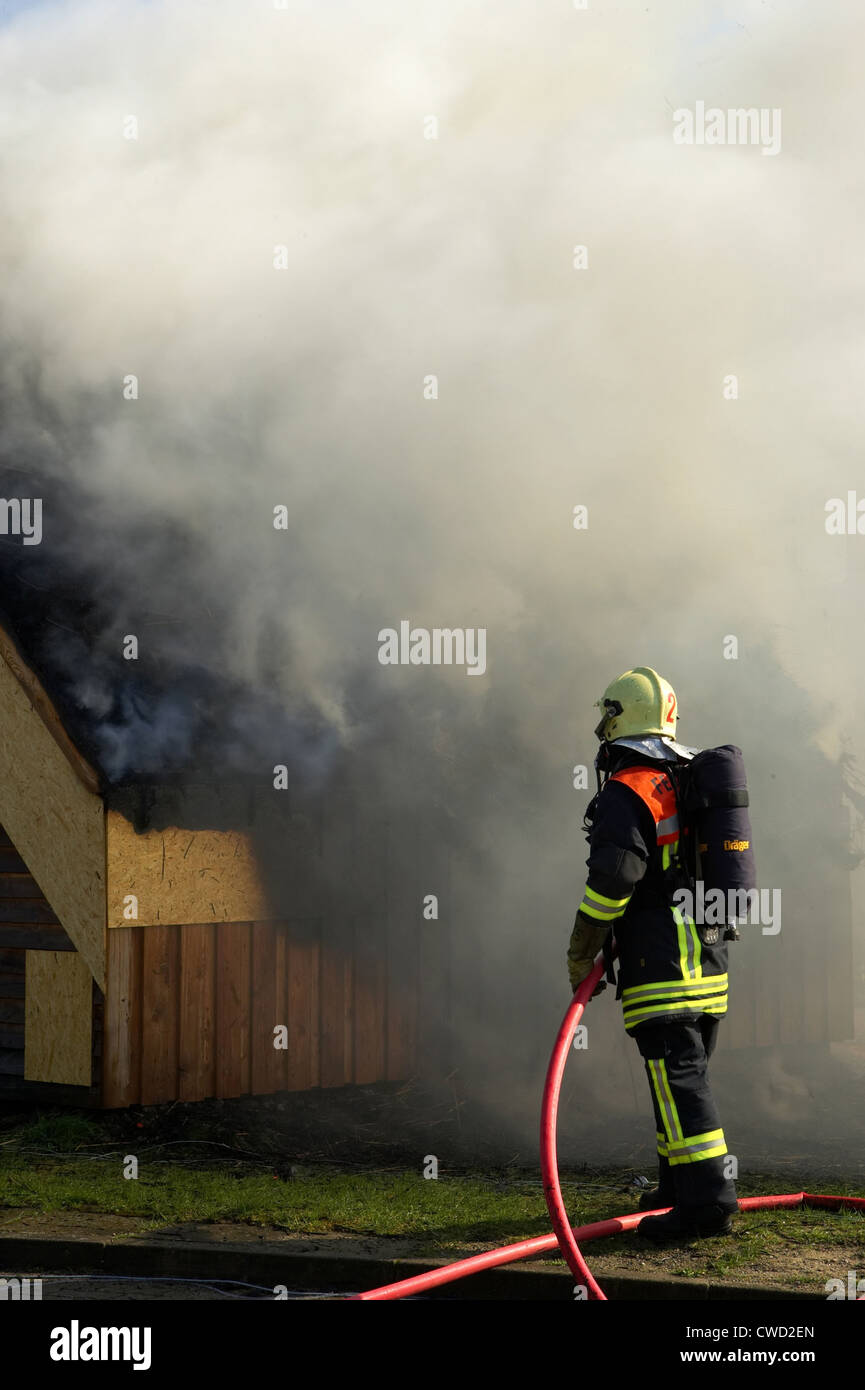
[607, 735, 701, 762]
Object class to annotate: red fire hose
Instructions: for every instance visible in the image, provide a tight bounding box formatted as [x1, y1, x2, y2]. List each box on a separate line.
[349, 953, 865, 1301]
[539, 953, 608, 1296]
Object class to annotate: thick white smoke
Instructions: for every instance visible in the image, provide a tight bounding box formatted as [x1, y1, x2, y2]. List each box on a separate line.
[1, 0, 863, 1165]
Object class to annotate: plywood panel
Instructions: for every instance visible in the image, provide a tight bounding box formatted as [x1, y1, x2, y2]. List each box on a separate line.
[178, 924, 216, 1101]
[102, 927, 142, 1107]
[215, 922, 251, 1098]
[0, 655, 105, 986]
[106, 812, 271, 928]
[0, 624, 101, 795]
[24, 950, 92, 1085]
[140, 925, 179, 1105]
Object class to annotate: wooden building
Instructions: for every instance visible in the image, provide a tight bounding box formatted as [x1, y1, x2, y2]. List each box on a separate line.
[0, 622, 448, 1107]
[0, 602, 856, 1108]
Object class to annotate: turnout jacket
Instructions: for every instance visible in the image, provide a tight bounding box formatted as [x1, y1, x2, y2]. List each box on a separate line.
[577, 748, 729, 1034]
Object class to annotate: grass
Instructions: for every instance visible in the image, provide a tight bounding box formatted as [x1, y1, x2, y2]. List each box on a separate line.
[1, 1113, 863, 1279]
[0, 1150, 569, 1246]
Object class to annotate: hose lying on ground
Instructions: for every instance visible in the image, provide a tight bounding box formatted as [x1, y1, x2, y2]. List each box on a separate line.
[350, 954, 865, 1301]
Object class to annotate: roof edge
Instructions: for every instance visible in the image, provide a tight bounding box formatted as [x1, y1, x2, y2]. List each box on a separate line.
[0, 620, 103, 798]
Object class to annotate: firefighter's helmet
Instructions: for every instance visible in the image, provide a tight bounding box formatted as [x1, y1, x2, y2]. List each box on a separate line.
[594, 667, 678, 743]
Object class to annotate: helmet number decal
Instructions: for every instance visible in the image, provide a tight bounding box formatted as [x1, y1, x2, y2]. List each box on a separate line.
[664, 692, 676, 725]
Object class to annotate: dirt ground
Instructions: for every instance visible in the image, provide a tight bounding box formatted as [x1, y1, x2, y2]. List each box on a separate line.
[584, 1236, 863, 1296]
[1, 1206, 860, 1300]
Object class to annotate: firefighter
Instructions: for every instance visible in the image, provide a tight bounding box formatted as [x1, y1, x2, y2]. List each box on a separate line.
[567, 667, 739, 1242]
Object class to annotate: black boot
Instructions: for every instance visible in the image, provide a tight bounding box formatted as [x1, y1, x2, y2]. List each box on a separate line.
[638, 1202, 736, 1243]
[637, 1154, 675, 1211]
[637, 1186, 675, 1213]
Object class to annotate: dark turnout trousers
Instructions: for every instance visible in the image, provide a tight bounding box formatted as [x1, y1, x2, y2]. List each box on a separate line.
[634, 1016, 738, 1212]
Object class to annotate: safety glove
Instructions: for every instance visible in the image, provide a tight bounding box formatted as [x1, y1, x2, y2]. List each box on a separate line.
[567, 912, 609, 997]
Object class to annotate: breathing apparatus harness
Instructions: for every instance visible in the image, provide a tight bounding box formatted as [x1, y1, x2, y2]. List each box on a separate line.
[584, 717, 744, 995]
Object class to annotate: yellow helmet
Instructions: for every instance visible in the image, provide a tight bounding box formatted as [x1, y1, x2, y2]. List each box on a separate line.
[593, 667, 678, 742]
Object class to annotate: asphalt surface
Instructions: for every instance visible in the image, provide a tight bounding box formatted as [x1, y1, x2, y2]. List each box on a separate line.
[0, 1273, 334, 1300]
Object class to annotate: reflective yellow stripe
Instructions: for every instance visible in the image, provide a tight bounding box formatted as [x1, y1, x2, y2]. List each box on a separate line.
[668, 1138, 728, 1165]
[671, 903, 703, 981]
[623, 995, 729, 1029]
[625, 995, 728, 1017]
[579, 898, 624, 922]
[673, 903, 691, 979]
[656, 1131, 668, 1158]
[579, 884, 631, 921]
[584, 886, 631, 909]
[667, 1128, 725, 1153]
[647, 1058, 683, 1142]
[622, 974, 728, 1001]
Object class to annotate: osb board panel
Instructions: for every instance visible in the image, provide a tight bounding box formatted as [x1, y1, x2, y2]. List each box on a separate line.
[0, 655, 105, 987]
[106, 811, 271, 927]
[24, 950, 93, 1085]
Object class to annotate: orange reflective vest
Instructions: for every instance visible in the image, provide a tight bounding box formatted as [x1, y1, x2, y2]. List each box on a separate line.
[609, 766, 682, 848]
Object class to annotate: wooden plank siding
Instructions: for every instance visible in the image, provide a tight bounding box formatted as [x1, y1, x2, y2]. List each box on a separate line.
[351, 808, 388, 1086]
[0, 806, 438, 1107]
[385, 816, 419, 1081]
[0, 825, 102, 1097]
[249, 922, 279, 1094]
[178, 924, 217, 1101]
[286, 926, 321, 1092]
[415, 811, 452, 1079]
[140, 925, 180, 1105]
[318, 812, 354, 1088]
[215, 921, 251, 1098]
[100, 813, 433, 1107]
[102, 925, 143, 1108]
